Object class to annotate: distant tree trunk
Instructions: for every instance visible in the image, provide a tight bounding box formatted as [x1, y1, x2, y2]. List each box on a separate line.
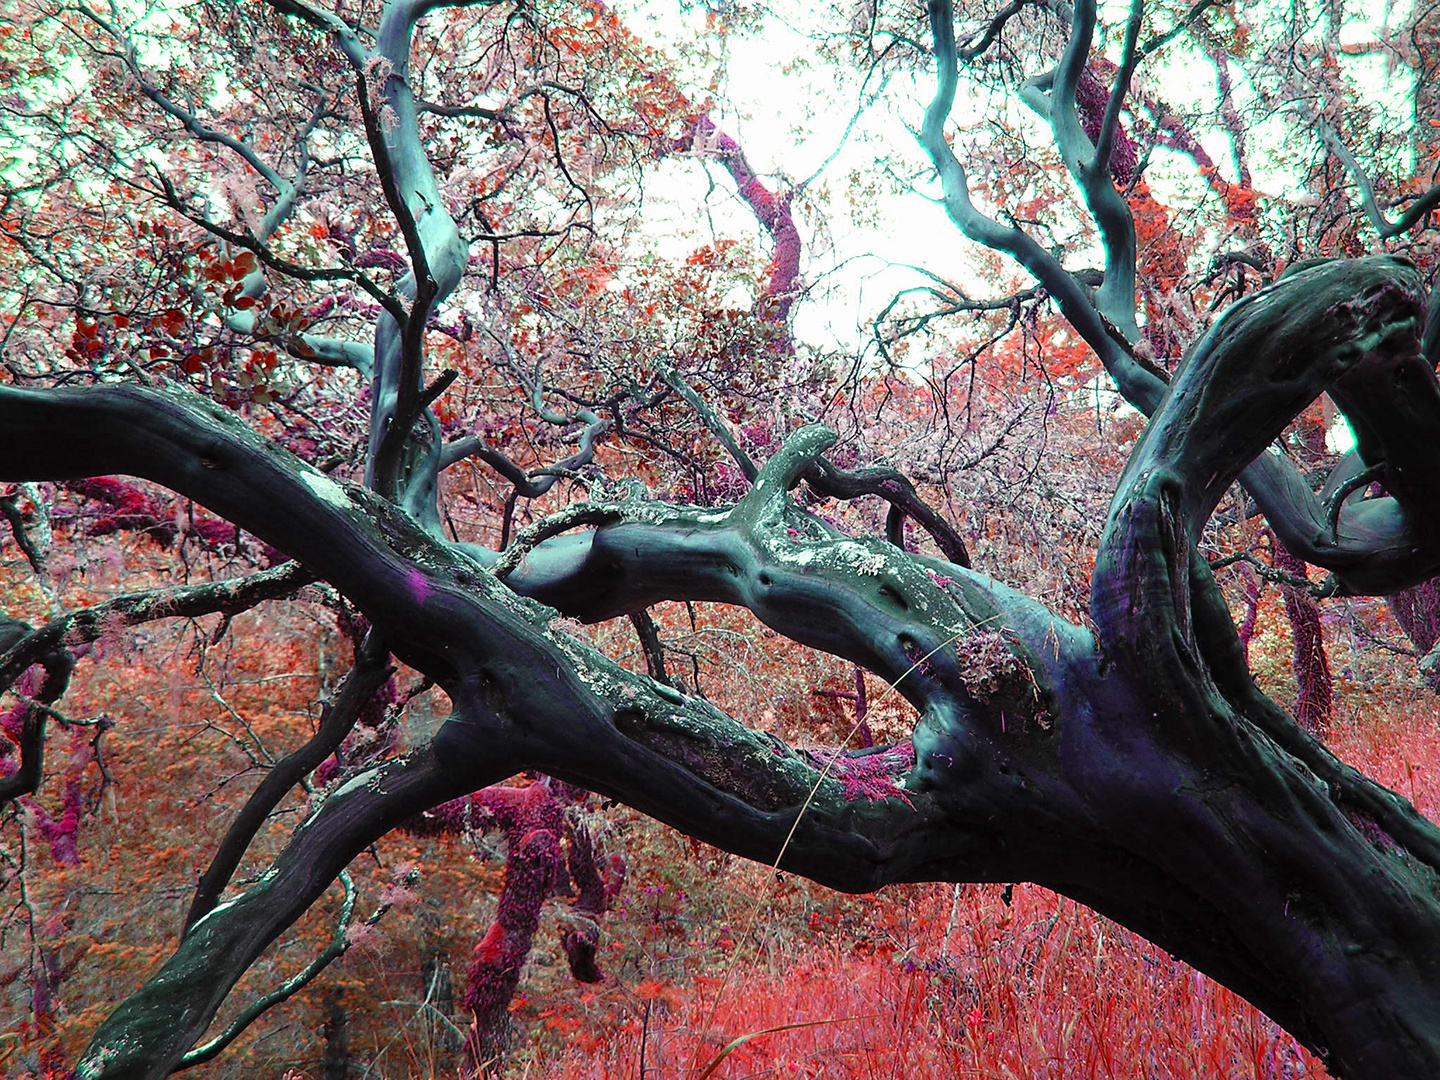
[406, 779, 621, 1073]
[1388, 578, 1440, 689]
[1273, 541, 1334, 736]
[321, 991, 349, 1080]
[558, 816, 617, 983]
[465, 820, 560, 1072]
[1236, 562, 1262, 663]
[853, 665, 874, 748]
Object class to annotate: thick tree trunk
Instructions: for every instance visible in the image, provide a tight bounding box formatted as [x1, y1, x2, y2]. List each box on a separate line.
[1088, 255, 1440, 1074]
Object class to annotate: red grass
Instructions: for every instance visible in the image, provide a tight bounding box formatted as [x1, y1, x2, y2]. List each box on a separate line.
[8, 574, 1440, 1079]
[514, 681, 1440, 1080]
[525, 879, 1326, 1080]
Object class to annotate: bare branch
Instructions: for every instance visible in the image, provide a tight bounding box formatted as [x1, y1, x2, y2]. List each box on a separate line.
[177, 871, 365, 1069]
[653, 357, 759, 482]
[184, 635, 394, 931]
[1310, 112, 1440, 239]
[0, 562, 314, 698]
[920, 0, 1162, 411]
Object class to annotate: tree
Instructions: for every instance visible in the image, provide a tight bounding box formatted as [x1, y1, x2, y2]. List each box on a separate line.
[4, 0, 1440, 1076]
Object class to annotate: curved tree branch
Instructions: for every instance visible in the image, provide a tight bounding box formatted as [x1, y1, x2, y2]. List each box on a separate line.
[1310, 112, 1440, 239]
[804, 458, 971, 567]
[925, 0, 1440, 597]
[0, 561, 314, 702]
[79, 745, 487, 1079]
[921, 0, 1160, 411]
[1085, 251, 1440, 1075]
[359, 1, 477, 511]
[183, 634, 395, 931]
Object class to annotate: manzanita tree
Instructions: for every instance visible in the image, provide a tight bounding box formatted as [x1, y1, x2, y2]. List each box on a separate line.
[5, 0, 1440, 1076]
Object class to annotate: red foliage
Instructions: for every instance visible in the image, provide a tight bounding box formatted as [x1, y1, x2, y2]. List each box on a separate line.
[61, 478, 238, 551]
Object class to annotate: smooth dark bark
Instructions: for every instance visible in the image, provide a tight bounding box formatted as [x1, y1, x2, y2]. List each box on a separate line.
[1214, 257, 1440, 595]
[1087, 254, 1440, 1072]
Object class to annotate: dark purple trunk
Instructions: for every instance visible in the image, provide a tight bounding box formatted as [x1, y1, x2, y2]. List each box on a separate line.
[1273, 542, 1334, 736]
[1388, 578, 1440, 688]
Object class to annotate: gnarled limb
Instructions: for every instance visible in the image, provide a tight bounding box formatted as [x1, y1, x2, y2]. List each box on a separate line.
[1230, 260, 1440, 594]
[76, 744, 492, 1080]
[926, 0, 1440, 598]
[1089, 253, 1440, 1076]
[804, 458, 971, 566]
[184, 634, 395, 931]
[0, 562, 314, 700]
[0, 388, 976, 1075]
[439, 410, 609, 497]
[0, 565, 309, 805]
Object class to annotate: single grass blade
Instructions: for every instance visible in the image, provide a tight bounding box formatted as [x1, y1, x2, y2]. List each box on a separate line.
[694, 1017, 859, 1079]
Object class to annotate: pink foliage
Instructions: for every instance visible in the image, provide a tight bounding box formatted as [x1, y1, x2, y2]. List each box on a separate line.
[61, 478, 238, 552]
[64, 478, 176, 546]
[20, 730, 95, 866]
[803, 742, 916, 805]
[405, 778, 623, 1069]
[1073, 70, 1139, 187]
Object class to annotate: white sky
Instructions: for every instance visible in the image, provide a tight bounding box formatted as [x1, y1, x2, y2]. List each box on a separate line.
[613, 0, 1418, 362]
[620, 0, 986, 354]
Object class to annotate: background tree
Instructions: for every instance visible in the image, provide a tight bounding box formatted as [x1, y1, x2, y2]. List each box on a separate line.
[5, 0, 1440, 1077]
